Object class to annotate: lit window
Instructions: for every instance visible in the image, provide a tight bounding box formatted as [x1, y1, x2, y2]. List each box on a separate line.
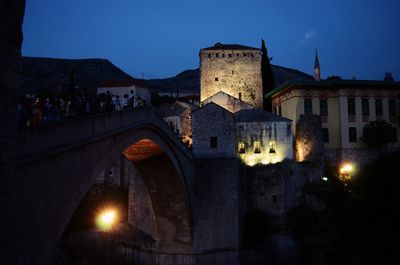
[269, 141, 276, 153]
[238, 142, 245, 154]
[349, 127, 357, 143]
[254, 141, 261, 154]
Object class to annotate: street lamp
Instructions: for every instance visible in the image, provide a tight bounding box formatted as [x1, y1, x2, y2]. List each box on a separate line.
[339, 163, 354, 183]
[96, 208, 119, 263]
[96, 208, 118, 231]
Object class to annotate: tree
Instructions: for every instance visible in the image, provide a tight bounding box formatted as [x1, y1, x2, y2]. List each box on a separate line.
[261, 38, 275, 112]
[361, 120, 398, 148]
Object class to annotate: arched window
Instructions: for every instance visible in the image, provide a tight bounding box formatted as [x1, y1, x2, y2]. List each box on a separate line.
[303, 92, 313, 115]
[375, 92, 383, 117]
[319, 92, 329, 119]
[347, 91, 356, 122]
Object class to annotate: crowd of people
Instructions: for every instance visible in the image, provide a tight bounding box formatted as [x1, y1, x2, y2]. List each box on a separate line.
[16, 92, 147, 127]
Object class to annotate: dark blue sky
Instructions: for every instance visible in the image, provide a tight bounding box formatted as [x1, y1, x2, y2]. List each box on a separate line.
[23, 0, 400, 80]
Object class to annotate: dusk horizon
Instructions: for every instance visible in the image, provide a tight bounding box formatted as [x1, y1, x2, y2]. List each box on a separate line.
[22, 0, 400, 80]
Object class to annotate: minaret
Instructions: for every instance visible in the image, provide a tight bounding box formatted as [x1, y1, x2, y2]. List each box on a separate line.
[314, 48, 321, 81]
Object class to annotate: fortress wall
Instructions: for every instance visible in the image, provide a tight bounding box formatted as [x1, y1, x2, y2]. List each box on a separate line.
[200, 49, 262, 109]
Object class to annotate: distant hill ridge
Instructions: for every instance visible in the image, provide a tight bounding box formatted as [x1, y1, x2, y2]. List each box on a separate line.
[21, 56, 133, 95]
[146, 66, 314, 94]
[21, 56, 313, 96]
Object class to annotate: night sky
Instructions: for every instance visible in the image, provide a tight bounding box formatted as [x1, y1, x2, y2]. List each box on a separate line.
[22, 0, 400, 81]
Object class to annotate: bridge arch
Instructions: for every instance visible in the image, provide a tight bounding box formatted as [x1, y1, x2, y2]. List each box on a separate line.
[12, 109, 195, 263]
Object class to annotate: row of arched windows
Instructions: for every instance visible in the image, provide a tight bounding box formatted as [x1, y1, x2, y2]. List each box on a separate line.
[206, 52, 256, 59]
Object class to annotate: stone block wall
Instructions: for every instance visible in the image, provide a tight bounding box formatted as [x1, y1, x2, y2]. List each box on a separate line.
[192, 103, 235, 157]
[127, 159, 158, 243]
[295, 114, 324, 162]
[325, 147, 400, 166]
[200, 49, 262, 109]
[192, 158, 242, 265]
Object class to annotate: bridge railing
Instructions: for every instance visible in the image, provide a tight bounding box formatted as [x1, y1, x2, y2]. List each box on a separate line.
[14, 109, 192, 164]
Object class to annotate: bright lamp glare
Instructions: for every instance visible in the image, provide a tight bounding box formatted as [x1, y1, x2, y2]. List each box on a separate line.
[340, 163, 353, 174]
[96, 209, 117, 231]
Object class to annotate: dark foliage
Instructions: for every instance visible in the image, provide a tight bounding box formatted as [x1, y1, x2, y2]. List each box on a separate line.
[150, 93, 176, 107]
[361, 120, 398, 148]
[326, 152, 400, 264]
[261, 39, 275, 111]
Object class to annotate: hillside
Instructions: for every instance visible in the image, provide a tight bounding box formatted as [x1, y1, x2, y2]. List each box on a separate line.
[21, 56, 314, 97]
[21, 57, 133, 96]
[146, 65, 314, 95]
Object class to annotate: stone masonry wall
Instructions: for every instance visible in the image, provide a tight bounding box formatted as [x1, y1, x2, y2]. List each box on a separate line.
[200, 49, 262, 109]
[192, 158, 243, 265]
[192, 103, 235, 157]
[126, 158, 158, 243]
[325, 147, 400, 166]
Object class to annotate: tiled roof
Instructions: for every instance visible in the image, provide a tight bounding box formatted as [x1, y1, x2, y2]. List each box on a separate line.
[201, 42, 259, 51]
[234, 109, 292, 122]
[265, 79, 400, 98]
[202, 91, 252, 108]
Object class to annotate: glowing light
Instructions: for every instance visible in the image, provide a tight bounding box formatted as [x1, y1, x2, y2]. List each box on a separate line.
[322, 176, 328, 182]
[296, 141, 306, 162]
[339, 162, 355, 182]
[240, 150, 284, 167]
[96, 208, 118, 231]
[340, 164, 353, 174]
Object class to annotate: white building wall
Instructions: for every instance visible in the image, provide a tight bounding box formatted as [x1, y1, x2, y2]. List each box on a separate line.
[236, 121, 293, 166]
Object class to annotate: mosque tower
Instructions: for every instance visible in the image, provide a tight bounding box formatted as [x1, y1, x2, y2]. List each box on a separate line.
[314, 48, 321, 81]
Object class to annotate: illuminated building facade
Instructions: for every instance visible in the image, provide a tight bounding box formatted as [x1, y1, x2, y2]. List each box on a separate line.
[267, 79, 400, 163]
[235, 109, 293, 166]
[193, 42, 294, 165]
[97, 79, 151, 106]
[156, 101, 195, 146]
[201, 90, 252, 113]
[200, 42, 263, 109]
[192, 103, 293, 165]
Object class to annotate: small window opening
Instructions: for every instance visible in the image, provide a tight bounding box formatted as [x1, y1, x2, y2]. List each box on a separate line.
[254, 141, 261, 154]
[238, 142, 245, 154]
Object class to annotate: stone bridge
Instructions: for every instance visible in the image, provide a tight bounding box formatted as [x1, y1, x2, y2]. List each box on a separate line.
[7, 109, 241, 265]
[8, 109, 197, 263]
[1, 3, 240, 263]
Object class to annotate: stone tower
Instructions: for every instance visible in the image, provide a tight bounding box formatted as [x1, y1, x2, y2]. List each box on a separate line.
[314, 48, 321, 81]
[200, 42, 263, 109]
